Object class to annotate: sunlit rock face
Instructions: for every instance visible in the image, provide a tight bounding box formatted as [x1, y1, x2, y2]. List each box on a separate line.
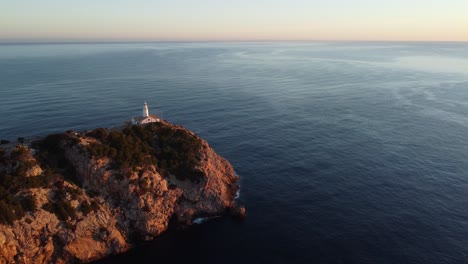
[0, 121, 240, 263]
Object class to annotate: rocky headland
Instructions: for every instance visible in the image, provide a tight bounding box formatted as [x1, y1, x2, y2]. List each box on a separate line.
[0, 121, 243, 263]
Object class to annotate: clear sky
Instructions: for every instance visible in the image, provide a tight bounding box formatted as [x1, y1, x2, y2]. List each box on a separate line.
[1, 0, 467, 42]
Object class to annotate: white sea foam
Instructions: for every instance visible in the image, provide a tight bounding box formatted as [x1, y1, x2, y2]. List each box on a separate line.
[193, 216, 221, 225]
[234, 171, 241, 199]
[193, 218, 207, 224]
[235, 189, 240, 199]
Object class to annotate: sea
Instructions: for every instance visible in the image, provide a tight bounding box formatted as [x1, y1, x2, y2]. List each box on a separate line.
[1, 42, 468, 264]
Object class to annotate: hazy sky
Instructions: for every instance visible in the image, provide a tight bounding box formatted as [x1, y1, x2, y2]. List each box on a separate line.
[1, 0, 468, 42]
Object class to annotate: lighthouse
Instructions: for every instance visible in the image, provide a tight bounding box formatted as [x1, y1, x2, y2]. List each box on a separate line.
[143, 101, 149, 117]
[131, 102, 160, 125]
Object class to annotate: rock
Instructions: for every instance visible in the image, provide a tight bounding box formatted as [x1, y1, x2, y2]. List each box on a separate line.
[0, 121, 242, 263]
[229, 204, 247, 219]
[0, 230, 18, 264]
[25, 164, 43, 177]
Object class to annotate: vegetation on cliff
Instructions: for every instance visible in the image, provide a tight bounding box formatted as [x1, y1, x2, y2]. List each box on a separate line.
[0, 146, 41, 225]
[85, 122, 204, 182]
[0, 121, 240, 263]
[0, 122, 223, 226]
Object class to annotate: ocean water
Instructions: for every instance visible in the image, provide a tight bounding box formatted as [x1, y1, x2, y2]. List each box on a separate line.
[1, 42, 468, 264]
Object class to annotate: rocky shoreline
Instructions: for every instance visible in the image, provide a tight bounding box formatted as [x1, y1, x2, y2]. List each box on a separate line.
[0, 121, 244, 263]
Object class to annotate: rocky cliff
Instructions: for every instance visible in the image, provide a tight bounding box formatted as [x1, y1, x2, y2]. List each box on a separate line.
[0, 121, 242, 263]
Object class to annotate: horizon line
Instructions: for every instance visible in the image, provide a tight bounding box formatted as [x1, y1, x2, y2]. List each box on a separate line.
[1, 39, 468, 45]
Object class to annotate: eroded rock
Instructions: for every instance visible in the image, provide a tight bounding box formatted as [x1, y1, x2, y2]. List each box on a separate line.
[0, 122, 242, 263]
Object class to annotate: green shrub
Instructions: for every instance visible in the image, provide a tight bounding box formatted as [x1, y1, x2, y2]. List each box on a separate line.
[66, 187, 83, 200]
[149, 123, 203, 181]
[85, 123, 204, 182]
[55, 201, 76, 221]
[20, 195, 36, 212]
[86, 189, 99, 198]
[42, 200, 76, 221]
[90, 201, 100, 211]
[10, 146, 29, 160]
[86, 128, 107, 141]
[42, 189, 77, 221]
[86, 127, 156, 170]
[0, 148, 6, 164]
[21, 175, 50, 189]
[69, 137, 80, 146]
[0, 201, 17, 225]
[42, 202, 54, 212]
[35, 134, 82, 186]
[80, 201, 92, 216]
[0, 198, 26, 225]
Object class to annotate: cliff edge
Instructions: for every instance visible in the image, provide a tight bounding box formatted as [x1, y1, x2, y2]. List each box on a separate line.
[0, 121, 242, 263]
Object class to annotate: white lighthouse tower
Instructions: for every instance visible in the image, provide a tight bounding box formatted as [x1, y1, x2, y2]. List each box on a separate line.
[143, 101, 149, 117]
[131, 102, 160, 125]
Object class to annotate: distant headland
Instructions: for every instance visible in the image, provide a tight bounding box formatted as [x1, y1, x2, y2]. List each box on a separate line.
[0, 104, 245, 263]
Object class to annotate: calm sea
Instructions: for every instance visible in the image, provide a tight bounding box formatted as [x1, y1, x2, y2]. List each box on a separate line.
[1, 42, 468, 264]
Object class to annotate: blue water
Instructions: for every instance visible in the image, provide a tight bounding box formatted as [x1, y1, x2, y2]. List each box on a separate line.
[1, 42, 468, 263]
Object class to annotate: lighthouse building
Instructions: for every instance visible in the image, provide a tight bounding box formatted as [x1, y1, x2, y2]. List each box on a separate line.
[131, 102, 160, 125]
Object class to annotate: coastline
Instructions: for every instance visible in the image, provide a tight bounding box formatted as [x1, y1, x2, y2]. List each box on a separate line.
[0, 121, 244, 263]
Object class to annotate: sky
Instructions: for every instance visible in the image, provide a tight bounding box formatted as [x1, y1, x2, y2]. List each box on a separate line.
[1, 0, 468, 42]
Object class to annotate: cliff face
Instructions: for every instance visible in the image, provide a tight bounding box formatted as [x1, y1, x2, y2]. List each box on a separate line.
[0, 122, 240, 263]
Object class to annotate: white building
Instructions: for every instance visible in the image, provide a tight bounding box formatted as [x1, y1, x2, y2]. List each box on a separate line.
[131, 102, 160, 125]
